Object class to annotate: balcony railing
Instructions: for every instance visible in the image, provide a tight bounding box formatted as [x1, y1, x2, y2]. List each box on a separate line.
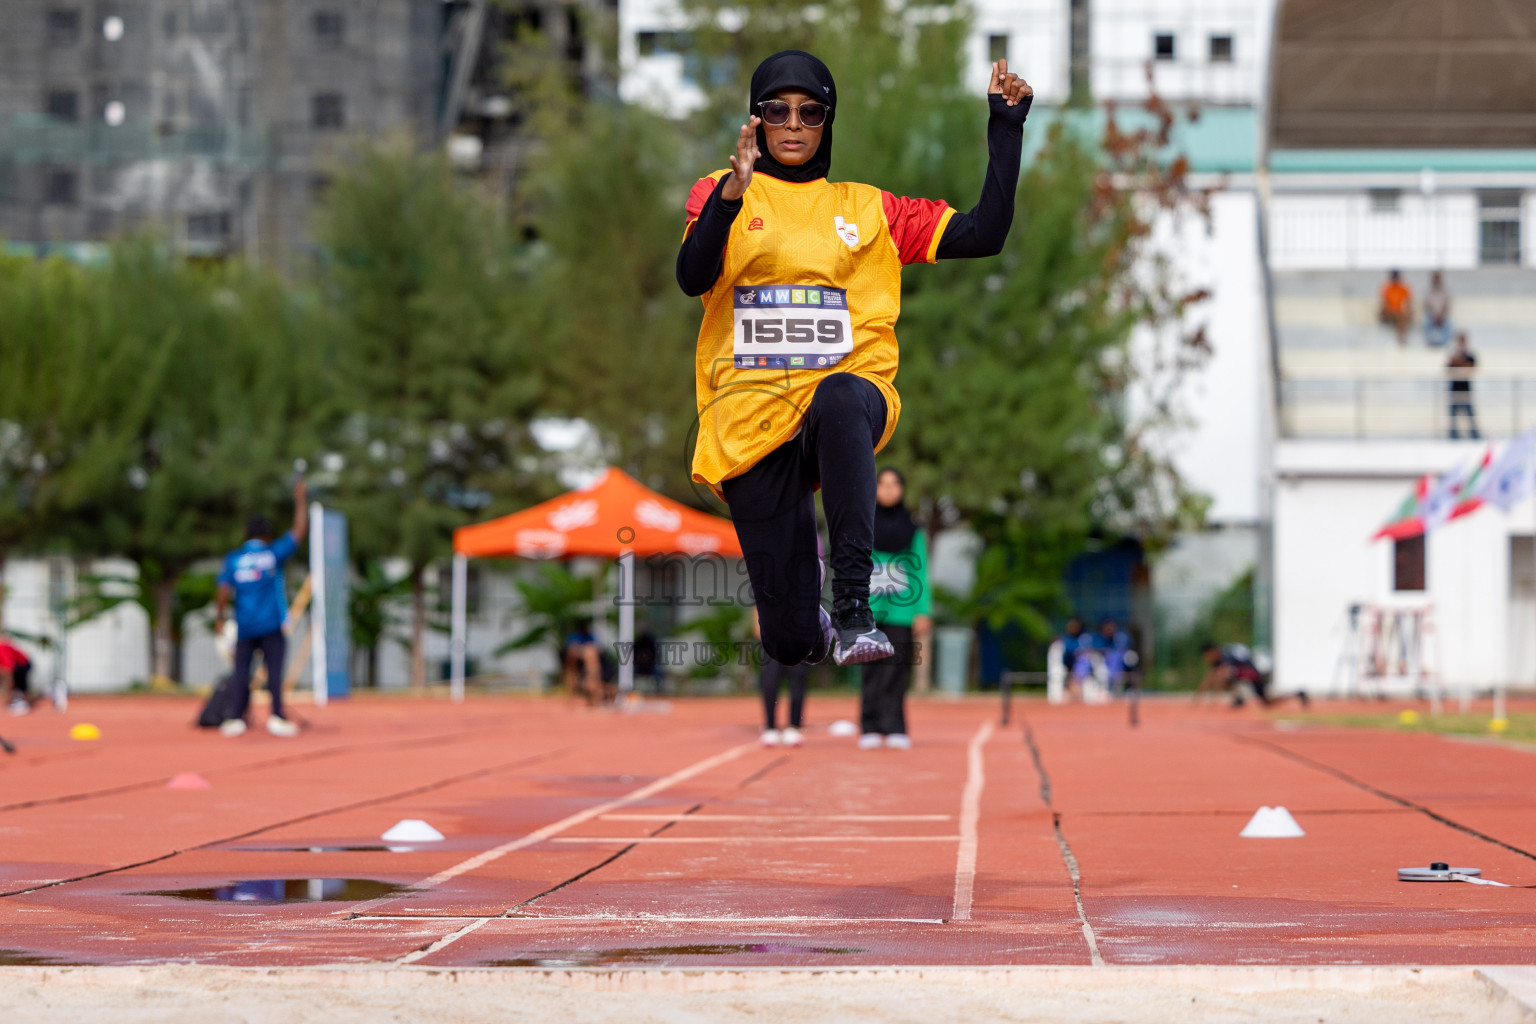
[1268, 201, 1529, 271]
[1280, 376, 1536, 440]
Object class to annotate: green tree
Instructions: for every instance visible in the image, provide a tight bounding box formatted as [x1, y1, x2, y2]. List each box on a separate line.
[40, 240, 323, 682]
[316, 145, 548, 690]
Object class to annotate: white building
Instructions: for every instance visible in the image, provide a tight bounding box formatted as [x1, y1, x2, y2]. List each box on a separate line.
[1264, 0, 1536, 694]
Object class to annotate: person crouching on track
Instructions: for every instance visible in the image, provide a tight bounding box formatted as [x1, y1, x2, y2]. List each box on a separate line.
[1197, 642, 1309, 709]
[678, 50, 1031, 674]
[214, 478, 307, 738]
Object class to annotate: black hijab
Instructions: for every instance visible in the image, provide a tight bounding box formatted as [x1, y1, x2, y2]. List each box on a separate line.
[749, 50, 836, 184]
[874, 468, 919, 553]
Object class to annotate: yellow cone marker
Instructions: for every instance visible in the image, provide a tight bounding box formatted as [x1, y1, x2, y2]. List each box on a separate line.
[1397, 709, 1420, 727]
[69, 723, 101, 741]
[1490, 718, 1510, 734]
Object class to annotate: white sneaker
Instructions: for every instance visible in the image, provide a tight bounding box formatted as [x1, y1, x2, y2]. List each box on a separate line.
[884, 733, 912, 750]
[219, 718, 247, 737]
[781, 727, 804, 748]
[858, 733, 883, 750]
[8, 698, 30, 716]
[50, 683, 67, 713]
[760, 729, 782, 747]
[267, 716, 299, 738]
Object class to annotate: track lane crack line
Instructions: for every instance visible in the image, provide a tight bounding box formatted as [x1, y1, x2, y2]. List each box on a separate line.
[1236, 733, 1536, 864]
[1021, 714, 1104, 967]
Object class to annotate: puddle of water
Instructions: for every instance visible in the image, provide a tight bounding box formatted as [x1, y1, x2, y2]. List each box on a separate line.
[0, 949, 84, 966]
[138, 878, 413, 904]
[226, 845, 410, 853]
[483, 943, 865, 966]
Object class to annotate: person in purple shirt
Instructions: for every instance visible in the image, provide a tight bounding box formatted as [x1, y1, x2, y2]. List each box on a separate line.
[214, 479, 307, 737]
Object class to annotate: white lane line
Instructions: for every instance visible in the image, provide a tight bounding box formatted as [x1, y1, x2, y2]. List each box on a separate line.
[551, 835, 960, 844]
[365, 915, 949, 924]
[601, 813, 952, 822]
[951, 720, 994, 922]
[390, 740, 757, 964]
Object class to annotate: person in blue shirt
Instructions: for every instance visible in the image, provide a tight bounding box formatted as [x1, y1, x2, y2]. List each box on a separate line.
[214, 479, 307, 737]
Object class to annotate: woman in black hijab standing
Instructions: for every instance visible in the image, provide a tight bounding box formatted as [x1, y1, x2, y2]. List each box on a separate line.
[861, 468, 930, 749]
[678, 50, 1030, 678]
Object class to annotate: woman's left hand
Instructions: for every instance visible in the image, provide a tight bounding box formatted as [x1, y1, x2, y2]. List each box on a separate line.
[988, 59, 1032, 107]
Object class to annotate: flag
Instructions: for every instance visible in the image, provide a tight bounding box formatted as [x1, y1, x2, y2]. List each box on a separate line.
[1372, 450, 1492, 542]
[1424, 452, 1491, 531]
[1372, 476, 1430, 541]
[1477, 430, 1536, 511]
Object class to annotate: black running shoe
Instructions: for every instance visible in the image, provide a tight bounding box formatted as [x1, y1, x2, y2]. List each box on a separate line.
[810, 605, 836, 664]
[833, 608, 895, 666]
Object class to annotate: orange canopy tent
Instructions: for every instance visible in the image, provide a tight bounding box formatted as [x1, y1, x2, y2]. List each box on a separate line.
[447, 468, 743, 699]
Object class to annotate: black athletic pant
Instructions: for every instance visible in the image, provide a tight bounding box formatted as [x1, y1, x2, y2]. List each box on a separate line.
[722, 373, 887, 666]
[760, 658, 809, 729]
[8, 662, 31, 702]
[228, 630, 287, 721]
[860, 622, 912, 735]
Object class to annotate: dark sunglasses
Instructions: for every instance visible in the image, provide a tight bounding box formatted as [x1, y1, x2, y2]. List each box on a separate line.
[757, 99, 830, 128]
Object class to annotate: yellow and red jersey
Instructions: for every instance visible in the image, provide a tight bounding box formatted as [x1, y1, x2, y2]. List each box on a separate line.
[684, 171, 954, 490]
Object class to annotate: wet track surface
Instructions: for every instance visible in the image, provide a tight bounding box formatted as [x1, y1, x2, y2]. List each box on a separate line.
[1, 694, 1534, 967]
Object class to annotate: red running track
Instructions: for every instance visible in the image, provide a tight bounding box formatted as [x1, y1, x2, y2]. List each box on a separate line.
[0, 693, 1533, 967]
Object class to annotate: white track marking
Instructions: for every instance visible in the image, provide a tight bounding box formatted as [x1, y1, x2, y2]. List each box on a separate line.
[551, 835, 960, 844]
[951, 720, 994, 922]
[415, 742, 757, 888]
[387, 741, 757, 964]
[600, 813, 952, 822]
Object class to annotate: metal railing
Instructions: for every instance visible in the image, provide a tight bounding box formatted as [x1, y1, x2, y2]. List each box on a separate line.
[1280, 376, 1536, 440]
[1269, 203, 1526, 271]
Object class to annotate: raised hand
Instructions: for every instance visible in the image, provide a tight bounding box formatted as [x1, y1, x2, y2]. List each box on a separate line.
[988, 59, 1032, 107]
[720, 116, 761, 201]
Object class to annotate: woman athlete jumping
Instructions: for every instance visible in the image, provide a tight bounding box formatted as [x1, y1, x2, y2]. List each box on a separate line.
[678, 49, 1031, 668]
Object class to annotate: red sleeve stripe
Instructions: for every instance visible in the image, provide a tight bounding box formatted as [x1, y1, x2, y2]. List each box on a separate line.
[881, 191, 952, 265]
[685, 175, 722, 224]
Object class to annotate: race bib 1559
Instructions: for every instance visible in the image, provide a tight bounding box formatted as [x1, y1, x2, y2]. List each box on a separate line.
[733, 285, 854, 369]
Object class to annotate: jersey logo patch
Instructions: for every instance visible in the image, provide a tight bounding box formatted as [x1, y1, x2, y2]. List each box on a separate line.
[833, 216, 859, 248]
[748, 217, 765, 231]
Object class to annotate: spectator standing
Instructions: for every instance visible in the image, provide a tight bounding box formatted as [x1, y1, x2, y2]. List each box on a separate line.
[753, 608, 807, 747]
[1447, 332, 1480, 440]
[1423, 271, 1452, 348]
[214, 479, 307, 738]
[1379, 269, 1413, 346]
[860, 468, 931, 750]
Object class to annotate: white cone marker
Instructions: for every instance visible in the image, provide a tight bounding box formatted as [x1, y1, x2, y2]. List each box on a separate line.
[382, 819, 445, 842]
[1240, 806, 1305, 838]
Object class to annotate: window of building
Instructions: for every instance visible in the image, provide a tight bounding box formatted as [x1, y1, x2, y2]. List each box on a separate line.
[1069, 0, 1090, 104]
[47, 8, 81, 47]
[1393, 535, 1426, 592]
[312, 92, 345, 130]
[187, 211, 230, 242]
[46, 90, 79, 123]
[637, 31, 690, 57]
[45, 168, 78, 205]
[988, 34, 1008, 64]
[1209, 34, 1234, 62]
[1154, 33, 1176, 61]
[314, 11, 344, 49]
[1480, 189, 1523, 266]
[1369, 188, 1402, 214]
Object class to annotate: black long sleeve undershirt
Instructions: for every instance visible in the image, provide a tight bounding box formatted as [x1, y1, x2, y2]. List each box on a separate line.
[675, 92, 1031, 296]
[677, 183, 741, 297]
[935, 93, 1031, 259]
